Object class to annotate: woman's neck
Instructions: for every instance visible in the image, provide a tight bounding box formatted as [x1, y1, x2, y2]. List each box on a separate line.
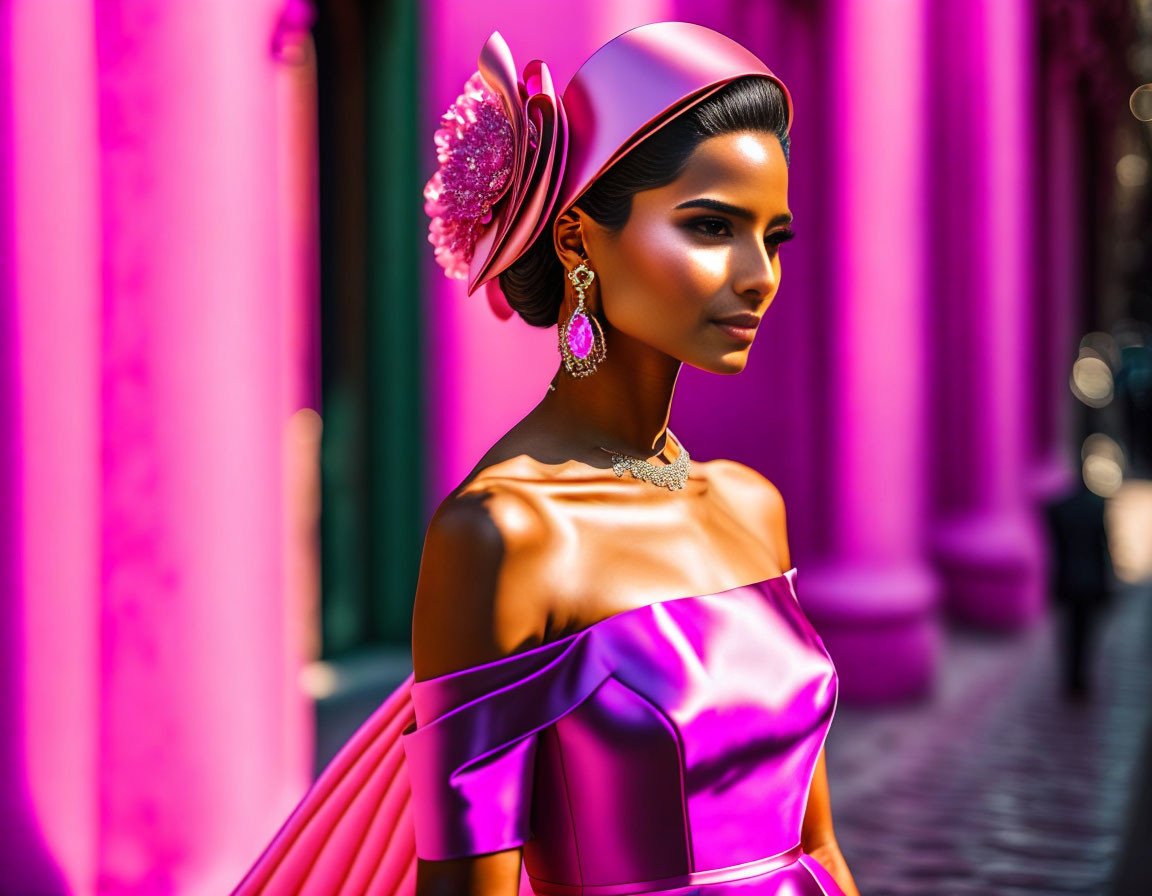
[535, 345, 684, 463]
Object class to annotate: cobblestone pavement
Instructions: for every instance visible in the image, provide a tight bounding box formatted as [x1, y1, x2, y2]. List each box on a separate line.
[824, 581, 1152, 896]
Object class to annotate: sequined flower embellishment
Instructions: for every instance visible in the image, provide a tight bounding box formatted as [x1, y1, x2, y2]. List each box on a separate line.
[422, 31, 568, 318]
[423, 72, 538, 280]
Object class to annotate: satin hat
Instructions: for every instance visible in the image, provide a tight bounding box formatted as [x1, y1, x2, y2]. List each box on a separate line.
[422, 21, 794, 319]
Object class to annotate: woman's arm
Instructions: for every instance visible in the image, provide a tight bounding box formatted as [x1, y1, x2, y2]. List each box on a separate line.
[801, 747, 862, 896]
[415, 849, 525, 896]
[412, 489, 547, 896]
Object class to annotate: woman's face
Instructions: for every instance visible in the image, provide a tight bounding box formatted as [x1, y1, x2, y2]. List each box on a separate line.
[585, 130, 792, 374]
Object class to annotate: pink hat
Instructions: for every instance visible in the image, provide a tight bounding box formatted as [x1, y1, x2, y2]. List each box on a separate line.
[423, 22, 793, 320]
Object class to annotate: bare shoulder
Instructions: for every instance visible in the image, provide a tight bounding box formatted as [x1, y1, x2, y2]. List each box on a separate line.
[704, 459, 791, 570]
[412, 479, 553, 683]
[703, 458, 787, 515]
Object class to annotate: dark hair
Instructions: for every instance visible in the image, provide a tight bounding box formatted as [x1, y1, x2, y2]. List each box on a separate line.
[497, 75, 791, 327]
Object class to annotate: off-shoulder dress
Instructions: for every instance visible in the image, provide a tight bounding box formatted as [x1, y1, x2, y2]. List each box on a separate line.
[231, 567, 845, 896]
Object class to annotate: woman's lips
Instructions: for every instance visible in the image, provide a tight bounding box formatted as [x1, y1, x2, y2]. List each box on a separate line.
[712, 313, 760, 342]
[713, 322, 757, 341]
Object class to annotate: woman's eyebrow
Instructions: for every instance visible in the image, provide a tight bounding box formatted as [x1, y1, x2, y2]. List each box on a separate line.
[674, 198, 793, 227]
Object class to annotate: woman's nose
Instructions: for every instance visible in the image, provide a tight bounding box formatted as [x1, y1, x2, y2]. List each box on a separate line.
[732, 241, 778, 299]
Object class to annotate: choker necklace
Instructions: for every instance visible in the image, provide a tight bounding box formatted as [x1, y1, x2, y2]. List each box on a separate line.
[598, 429, 691, 491]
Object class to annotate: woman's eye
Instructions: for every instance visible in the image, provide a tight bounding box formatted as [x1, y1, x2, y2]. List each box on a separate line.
[691, 218, 731, 237]
[767, 228, 796, 248]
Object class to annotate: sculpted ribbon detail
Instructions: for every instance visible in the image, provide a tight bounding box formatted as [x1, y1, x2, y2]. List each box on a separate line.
[423, 31, 568, 320]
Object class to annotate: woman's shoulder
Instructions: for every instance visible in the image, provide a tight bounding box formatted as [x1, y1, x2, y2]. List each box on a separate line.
[412, 477, 559, 683]
[433, 467, 554, 548]
[702, 458, 790, 565]
[705, 457, 786, 505]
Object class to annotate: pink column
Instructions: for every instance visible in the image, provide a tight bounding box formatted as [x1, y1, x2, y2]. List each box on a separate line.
[928, 0, 1047, 630]
[95, 2, 316, 890]
[671, 0, 940, 702]
[1, 3, 102, 892]
[788, 0, 940, 703]
[2, 0, 318, 891]
[673, 1, 829, 557]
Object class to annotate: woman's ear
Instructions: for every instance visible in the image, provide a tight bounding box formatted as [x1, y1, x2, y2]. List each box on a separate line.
[553, 207, 590, 270]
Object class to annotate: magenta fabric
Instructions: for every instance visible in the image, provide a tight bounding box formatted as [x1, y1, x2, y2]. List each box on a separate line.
[231, 568, 843, 895]
[556, 21, 793, 218]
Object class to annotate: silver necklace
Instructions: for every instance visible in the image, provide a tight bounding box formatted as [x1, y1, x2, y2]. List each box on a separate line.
[598, 429, 691, 491]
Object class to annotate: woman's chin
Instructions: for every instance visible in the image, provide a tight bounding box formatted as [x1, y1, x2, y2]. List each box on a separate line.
[691, 350, 751, 375]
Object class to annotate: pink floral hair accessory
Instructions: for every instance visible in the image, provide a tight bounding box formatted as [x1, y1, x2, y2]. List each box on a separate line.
[423, 31, 568, 320]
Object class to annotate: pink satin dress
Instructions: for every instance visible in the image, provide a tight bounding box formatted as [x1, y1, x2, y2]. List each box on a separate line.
[230, 567, 844, 896]
[405, 566, 843, 895]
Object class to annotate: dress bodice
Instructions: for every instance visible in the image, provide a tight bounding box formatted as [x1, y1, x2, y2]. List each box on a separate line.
[401, 567, 844, 895]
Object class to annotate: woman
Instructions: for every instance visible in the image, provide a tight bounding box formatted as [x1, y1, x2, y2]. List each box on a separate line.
[232, 21, 859, 896]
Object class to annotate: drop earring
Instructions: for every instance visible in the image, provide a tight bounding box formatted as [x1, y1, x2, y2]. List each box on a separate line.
[558, 262, 607, 377]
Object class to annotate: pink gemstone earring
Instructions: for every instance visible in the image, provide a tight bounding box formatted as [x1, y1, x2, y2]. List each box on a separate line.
[558, 262, 606, 377]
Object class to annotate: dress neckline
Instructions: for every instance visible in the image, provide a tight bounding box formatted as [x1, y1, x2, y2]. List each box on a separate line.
[412, 566, 798, 687]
